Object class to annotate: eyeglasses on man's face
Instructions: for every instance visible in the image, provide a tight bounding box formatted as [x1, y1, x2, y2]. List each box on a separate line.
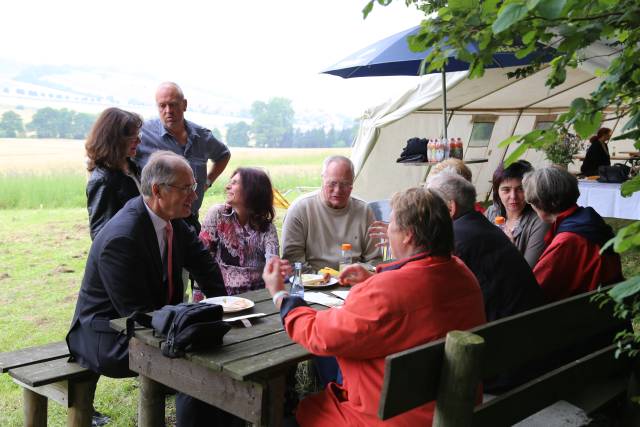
[163, 182, 197, 194]
[324, 180, 353, 191]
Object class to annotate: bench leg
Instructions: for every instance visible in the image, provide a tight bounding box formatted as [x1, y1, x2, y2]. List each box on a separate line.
[67, 378, 97, 427]
[23, 387, 47, 427]
[138, 374, 165, 427]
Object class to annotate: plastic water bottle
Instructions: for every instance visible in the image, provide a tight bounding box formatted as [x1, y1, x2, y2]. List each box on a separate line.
[435, 139, 444, 162]
[455, 137, 464, 159]
[427, 139, 435, 163]
[494, 216, 506, 231]
[443, 137, 450, 159]
[339, 243, 353, 272]
[290, 262, 304, 298]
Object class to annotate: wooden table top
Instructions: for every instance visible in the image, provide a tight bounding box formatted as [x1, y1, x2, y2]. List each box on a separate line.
[111, 286, 348, 382]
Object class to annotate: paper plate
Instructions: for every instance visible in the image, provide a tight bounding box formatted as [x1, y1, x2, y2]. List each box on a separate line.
[201, 296, 255, 313]
[289, 274, 339, 288]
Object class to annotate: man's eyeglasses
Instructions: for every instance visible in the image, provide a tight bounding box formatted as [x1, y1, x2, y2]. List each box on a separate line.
[163, 182, 197, 194]
[324, 181, 353, 190]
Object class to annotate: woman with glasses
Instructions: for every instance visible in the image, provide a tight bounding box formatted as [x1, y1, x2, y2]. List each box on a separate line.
[199, 167, 286, 296]
[85, 108, 143, 239]
[485, 160, 549, 268]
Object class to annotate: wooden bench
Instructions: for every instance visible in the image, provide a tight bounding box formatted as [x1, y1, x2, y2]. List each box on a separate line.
[378, 287, 635, 426]
[0, 341, 95, 427]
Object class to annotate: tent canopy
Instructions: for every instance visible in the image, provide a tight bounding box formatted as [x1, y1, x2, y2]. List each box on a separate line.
[351, 45, 629, 202]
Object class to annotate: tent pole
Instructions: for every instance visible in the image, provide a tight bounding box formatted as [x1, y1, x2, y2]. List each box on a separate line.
[442, 69, 448, 139]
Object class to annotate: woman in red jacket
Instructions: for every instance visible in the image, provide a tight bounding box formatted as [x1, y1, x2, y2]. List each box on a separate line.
[263, 188, 486, 427]
[523, 166, 623, 302]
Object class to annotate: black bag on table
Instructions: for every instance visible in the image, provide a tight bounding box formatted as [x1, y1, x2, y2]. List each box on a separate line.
[597, 164, 630, 183]
[128, 302, 230, 358]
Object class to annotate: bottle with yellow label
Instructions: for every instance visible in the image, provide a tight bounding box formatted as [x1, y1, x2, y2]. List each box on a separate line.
[339, 243, 353, 272]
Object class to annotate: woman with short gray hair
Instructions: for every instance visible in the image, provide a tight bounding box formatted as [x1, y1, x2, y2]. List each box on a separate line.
[523, 166, 623, 302]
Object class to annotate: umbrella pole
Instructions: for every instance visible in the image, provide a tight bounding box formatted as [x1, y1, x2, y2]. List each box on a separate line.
[442, 69, 448, 139]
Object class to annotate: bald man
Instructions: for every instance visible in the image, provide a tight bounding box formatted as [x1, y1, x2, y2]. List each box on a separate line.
[136, 82, 230, 231]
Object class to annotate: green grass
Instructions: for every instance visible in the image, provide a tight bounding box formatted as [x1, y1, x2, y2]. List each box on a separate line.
[0, 147, 350, 210]
[0, 172, 87, 209]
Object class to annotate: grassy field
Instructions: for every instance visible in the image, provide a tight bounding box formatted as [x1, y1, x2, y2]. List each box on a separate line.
[0, 138, 348, 426]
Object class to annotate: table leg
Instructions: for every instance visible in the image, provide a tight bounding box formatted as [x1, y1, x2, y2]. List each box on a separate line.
[138, 375, 165, 427]
[263, 375, 286, 427]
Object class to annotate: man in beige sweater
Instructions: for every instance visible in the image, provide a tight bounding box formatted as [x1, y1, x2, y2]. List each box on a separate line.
[282, 155, 381, 272]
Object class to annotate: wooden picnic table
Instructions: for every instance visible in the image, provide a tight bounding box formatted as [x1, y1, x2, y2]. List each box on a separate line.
[110, 286, 349, 427]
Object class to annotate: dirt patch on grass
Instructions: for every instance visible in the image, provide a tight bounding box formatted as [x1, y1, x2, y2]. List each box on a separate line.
[0, 272, 10, 280]
[52, 265, 75, 274]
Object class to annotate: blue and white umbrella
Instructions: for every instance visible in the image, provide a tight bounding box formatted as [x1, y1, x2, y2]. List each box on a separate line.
[322, 25, 552, 136]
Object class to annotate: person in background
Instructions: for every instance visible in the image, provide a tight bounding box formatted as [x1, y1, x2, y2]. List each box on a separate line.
[264, 187, 485, 426]
[426, 172, 544, 321]
[485, 160, 549, 268]
[199, 167, 288, 296]
[368, 158, 485, 255]
[282, 155, 380, 272]
[429, 158, 485, 213]
[136, 81, 230, 232]
[85, 107, 143, 240]
[523, 166, 623, 302]
[580, 127, 612, 176]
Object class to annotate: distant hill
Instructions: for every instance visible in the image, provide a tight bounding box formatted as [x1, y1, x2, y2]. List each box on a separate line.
[0, 59, 354, 131]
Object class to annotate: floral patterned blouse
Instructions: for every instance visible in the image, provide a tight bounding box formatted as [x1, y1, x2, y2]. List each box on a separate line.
[199, 204, 279, 295]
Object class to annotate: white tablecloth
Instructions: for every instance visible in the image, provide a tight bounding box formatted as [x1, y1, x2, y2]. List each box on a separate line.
[577, 181, 640, 220]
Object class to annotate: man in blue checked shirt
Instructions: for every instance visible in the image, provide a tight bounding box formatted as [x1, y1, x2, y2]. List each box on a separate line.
[136, 81, 231, 233]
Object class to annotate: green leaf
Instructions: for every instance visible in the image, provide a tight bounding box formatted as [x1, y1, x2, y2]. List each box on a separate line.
[613, 129, 640, 141]
[570, 97, 587, 112]
[536, 0, 567, 19]
[526, 0, 542, 10]
[574, 111, 602, 139]
[498, 134, 524, 148]
[449, 0, 475, 11]
[608, 276, 640, 303]
[481, 0, 500, 16]
[362, 1, 374, 18]
[493, 3, 529, 34]
[504, 142, 530, 165]
[523, 30, 537, 45]
[621, 175, 640, 197]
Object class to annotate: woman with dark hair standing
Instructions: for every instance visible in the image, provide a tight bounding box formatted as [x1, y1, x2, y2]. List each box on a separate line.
[580, 127, 612, 176]
[200, 167, 282, 295]
[86, 107, 143, 239]
[485, 160, 549, 267]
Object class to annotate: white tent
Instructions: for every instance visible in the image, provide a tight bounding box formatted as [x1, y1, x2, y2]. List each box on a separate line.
[352, 47, 632, 202]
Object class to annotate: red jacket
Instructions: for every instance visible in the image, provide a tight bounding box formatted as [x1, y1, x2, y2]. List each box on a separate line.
[285, 253, 486, 427]
[533, 205, 623, 302]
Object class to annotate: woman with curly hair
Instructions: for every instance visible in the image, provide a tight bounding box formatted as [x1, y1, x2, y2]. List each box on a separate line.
[199, 167, 283, 295]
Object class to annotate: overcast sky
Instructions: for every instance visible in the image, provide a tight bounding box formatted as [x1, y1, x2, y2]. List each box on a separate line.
[1, 0, 425, 117]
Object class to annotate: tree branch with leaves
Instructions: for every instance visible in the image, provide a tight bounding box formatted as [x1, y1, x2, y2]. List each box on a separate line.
[364, 0, 640, 350]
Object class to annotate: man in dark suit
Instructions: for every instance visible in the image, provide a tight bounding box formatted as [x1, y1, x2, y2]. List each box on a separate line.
[67, 150, 234, 426]
[426, 171, 544, 322]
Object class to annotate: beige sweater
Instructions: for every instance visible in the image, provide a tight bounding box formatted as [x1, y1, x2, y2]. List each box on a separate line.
[281, 190, 381, 272]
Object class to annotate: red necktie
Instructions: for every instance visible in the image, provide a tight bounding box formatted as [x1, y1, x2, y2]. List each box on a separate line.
[165, 222, 174, 303]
